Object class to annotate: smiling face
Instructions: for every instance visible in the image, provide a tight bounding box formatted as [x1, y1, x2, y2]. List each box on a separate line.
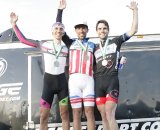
[52, 22, 65, 41]
[75, 26, 88, 40]
[96, 20, 109, 41]
[52, 26, 64, 40]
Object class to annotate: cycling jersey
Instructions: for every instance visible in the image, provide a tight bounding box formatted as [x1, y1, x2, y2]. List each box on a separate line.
[94, 33, 130, 77]
[69, 39, 95, 76]
[14, 25, 68, 75]
[56, 9, 96, 77]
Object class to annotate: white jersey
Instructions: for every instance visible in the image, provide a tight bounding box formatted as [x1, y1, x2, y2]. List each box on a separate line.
[42, 41, 68, 75]
[13, 25, 68, 75]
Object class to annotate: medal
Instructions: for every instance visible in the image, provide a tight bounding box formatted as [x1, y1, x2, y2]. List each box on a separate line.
[85, 56, 89, 61]
[84, 52, 89, 61]
[102, 60, 108, 66]
[52, 41, 62, 64]
[84, 56, 89, 61]
[99, 39, 110, 66]
[54, 61, 59, 67]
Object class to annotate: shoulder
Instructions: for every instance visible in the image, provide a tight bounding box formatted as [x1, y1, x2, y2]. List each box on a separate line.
[61, 41, 68, 48]
[40, 40, 48, 44]
[88, 38, 96, 48]
[111, 33, 130, 42]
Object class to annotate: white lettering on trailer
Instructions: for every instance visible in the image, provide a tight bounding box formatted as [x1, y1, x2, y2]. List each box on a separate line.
[0, 96, 20, 101]
[97, 125, 103, 130]
[141, 121, 160, 130]
[34, 121, 160, 130]
[150, 122, 160, 130]
[119, 121, 160, 130]
[130, 123, 139, 130]
[0, 58, 7, 77]
[141, 122, 151, 130]
[120, 124, 130, 130]
[0, 82, 23, 101]
[120, 123, 139, 130]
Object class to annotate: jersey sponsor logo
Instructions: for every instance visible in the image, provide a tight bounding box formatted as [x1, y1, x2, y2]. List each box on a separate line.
[109, 90, 119, 99]
[94, 49, 103, 59]
[0, 58, 7, 77]
[62, 100, 66, 103]
[106, 43, 117, 53]
[95, 43, 117, 59]
[0, 82, 22, 101]
[106, 60, 113, 69]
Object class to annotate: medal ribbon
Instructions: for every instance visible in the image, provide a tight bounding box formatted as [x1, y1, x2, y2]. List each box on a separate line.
[76, 40, 89, 52]
[99, 39, 109, 60]
[52, 42, 63, 59]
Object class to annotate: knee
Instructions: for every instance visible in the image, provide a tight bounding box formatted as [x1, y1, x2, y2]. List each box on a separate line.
[60, 109, 69, 120]
[97, 106, 106, 120]
[40, 112, 48, 123]
[100, 112, 106, 120]
[105, 109, 115, 120]
[84, 107, 94, 118]
[73, 108, 82, 118]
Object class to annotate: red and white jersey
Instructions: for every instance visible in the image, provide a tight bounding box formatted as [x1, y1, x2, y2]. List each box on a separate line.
[69, 40, 95, 77]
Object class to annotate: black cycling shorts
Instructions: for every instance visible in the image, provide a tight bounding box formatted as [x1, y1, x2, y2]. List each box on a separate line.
[41, 72, 68, 108]
[95, 74, 119, 101]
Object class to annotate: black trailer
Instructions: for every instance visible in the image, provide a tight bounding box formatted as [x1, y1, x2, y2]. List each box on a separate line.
[0, 30, 160, 130]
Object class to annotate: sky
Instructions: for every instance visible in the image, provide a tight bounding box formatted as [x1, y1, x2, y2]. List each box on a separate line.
[0, 0, 160, 40]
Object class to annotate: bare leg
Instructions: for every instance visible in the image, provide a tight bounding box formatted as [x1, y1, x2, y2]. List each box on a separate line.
[105, 101, 119, 130]
[97, 105, 109, 130]
[84, 106, 95, 130]
[40, 107, 50, 130]
[72, 108, 82, 130]
[59, 105, 70, 130]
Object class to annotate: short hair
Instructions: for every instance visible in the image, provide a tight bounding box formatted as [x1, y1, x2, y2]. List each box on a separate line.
[52, 22, 65, 32]
[96, 20, 109, 31]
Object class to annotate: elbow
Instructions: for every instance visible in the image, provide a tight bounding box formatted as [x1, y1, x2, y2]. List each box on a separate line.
[18, 38, 26, 44]
[134, 28, 138, 34]
[135, 27, 138, 34]
[133, 25, 138, 35]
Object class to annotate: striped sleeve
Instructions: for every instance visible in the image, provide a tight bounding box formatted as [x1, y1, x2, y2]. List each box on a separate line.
[13, 25, 39, 47]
